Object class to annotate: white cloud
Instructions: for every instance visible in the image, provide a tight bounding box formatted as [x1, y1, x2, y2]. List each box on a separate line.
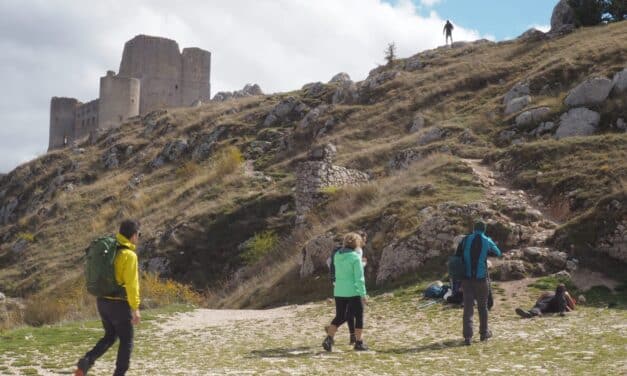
[529, 24, 551, 33]
[0, 0, 488, 173]
[421, 0, 442, 6]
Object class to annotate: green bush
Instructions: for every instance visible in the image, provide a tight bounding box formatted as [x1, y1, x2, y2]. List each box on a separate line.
[241, 231, 279, 265]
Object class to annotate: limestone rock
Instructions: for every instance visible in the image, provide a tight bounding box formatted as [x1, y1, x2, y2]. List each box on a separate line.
[555, 108, 600, 139]
[300, 234, 337, 278]
[612, 68, 627, 94]
[503, 82, 530, 105]
[417, 126, 447, 145]
[332, 81, 359, 105]
[565, 77, 613, 107]
[532, 121, 556, 136]
[409, 114, 425, 133]
[190, 127, 226, 161]
[0, 197, 19, 225]
[505, 95, 532, 115]
[263, 97, 309, 127]
[329, 72, 351, 84]
[550, 0, 576, 35]
[302, 82, 326, 97]
[403, 56, 423, 71]
[518, 28, 546, 41]
[515, 107, 551, 127]
[309, 143, 337, 163]
[213, 84, 263, 101]
[151, 140, 188, 168]
[494, 260, 527, 280]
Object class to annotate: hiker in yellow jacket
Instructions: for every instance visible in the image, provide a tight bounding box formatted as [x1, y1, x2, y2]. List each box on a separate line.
[75, 219, 141, 376]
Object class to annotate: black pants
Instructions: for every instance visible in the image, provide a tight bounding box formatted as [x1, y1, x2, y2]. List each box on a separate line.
[531, 293, 567, 315]
[84, 298, 134, 376]
[331, 296, 363, 330]
[462, 279, 489, 339]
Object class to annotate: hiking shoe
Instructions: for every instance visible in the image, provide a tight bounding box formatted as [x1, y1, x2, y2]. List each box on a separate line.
[480, 331, 492, 342]
[464, 338, 471, 346]
[322, 335, 334, 352]
[354, 340, 369, 351]
[515, 308, 533, 318]
[349, 333, 357, 345]
[74, 356, 91, 376]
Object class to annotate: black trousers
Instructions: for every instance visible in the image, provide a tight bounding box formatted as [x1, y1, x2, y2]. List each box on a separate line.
[84, 298, 134, 376]
[331, 296, 364, 330]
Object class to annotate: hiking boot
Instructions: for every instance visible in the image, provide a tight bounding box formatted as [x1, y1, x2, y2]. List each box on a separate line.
[322, 335, 334, 352]
[464, 338, 471, 346]
[515, 308, 533, 318]
[349, 333, 357, 345]
[480, 331, 492, 342]
[354, 340, 369, 351]
[74, 356, 91, 376]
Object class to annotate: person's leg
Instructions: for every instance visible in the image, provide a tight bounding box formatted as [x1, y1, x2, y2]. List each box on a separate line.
[111, 301, 133, 376]
[474, 280, 490, 340]
[78, 299, 118, 373]
[462, 280, 475, 343]
[350, 297, 368, 350]
[324, 297, 348, 351]
[346, 305, 356, 344]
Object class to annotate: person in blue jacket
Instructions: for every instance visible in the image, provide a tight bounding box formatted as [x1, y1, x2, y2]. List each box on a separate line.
[454, 221, 502, 345]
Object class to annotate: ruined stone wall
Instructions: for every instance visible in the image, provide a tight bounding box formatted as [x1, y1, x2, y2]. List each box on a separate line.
[295, 161, 370, 215]
[181, 48, 211, 106]
[74, 99, 99, 140]
[49, 97, 78, 150]
[98, 71, 140, 130]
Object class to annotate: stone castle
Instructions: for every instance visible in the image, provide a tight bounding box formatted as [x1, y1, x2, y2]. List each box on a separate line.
[49, 35, 211, 150]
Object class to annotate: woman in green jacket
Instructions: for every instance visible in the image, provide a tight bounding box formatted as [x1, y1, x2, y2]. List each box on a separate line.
[322, 232, 368, 351]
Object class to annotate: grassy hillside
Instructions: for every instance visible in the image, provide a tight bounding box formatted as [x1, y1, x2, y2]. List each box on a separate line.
[0, 22, 626, 319]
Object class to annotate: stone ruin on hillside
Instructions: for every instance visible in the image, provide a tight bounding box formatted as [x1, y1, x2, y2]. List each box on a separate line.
[294, 144, 369, 220]
[49, 35, 211, 150]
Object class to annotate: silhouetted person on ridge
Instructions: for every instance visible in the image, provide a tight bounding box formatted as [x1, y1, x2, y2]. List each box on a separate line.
[444, 20, 454, 46]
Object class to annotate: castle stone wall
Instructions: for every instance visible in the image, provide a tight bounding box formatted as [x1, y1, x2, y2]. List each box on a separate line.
[49, 97, 78, 150]
[74, 99, 99, 140]
[98, 72, 140, 130]
[181, 48, 211, 106]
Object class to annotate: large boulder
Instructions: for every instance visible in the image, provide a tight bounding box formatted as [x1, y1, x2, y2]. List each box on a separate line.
[263, 97, 309, 127]
[332, 81, 359, 105]
[549, 0, 576, 35]
[505, 95, 532, 115]
[518, 28, 546, 41]
[300, 234, 338, 278]
[555, 108, 600, 139]
[565, 77, 613, 107]
[213, 84, 263, 101]
[612, 68, 627, 94]
[515, 107, 551, 128]
[493, 260, 527, 281]
[503, 82, 530, 105]
[329, 72, 351, 84]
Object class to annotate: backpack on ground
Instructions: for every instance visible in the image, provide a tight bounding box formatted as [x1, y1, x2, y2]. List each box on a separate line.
[424, 281, 449, 299]
[85, 236, 125, 297]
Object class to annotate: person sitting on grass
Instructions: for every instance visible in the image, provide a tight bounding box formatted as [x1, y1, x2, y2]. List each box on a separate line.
[515, 283, 576, 318]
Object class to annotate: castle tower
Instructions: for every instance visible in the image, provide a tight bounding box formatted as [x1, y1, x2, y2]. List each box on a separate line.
[98, 71, 140, 130]
[49, 97, 78, 150]
[181, 48, 211, 106]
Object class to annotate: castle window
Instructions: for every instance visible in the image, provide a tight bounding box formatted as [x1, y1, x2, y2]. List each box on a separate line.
[175, 85, 178, 90]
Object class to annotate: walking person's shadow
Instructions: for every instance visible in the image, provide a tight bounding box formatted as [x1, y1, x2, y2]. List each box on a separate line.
[378, 339, 466, 354]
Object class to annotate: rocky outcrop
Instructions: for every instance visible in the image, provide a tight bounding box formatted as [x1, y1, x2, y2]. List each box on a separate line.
[564, 77, 613, 107]
[515, 107, 551, 128]
[505, 95, 532, 115]
[597, 219, 627, 263]
[518, 28, 546, 41]
[503, 82, 530, 106]
[329, 72, 351, 84]
[190, 127, 226, 161]
[408, 114, 425, 133]
[549, 0, 576, 36]
[417, 126, 448, 145]
[612, 68, 627, 94]
[299, 234, 338, 278]
[332, 81, 359, 105]
[213, 84, 263, 101]
[555, 108, 600, 139]
[150, 139, 189, 168]
[263, 97, 309, 127]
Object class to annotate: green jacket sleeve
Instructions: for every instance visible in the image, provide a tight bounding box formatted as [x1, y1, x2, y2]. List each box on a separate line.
[353, 255, 367, 297]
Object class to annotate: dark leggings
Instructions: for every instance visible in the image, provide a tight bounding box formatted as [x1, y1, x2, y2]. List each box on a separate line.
[331, 296, 363, 330]
[84, 298, 134, 376]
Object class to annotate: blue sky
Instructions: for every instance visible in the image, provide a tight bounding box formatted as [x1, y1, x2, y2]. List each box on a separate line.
[389, 0, 555, 40]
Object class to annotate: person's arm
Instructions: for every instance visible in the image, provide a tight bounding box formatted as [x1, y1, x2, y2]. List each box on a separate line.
[565, 292, 576, 311]
[487, 238, 502, 257]
[353, 255, 367, 298]
[121, 251, 141, 324]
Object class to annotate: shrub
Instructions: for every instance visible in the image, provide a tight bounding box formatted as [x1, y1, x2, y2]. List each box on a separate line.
[16, 232, 35, 242]
[141, 272, 203, 308]
[241, 231, 279, 265]
[213, 146, 244, 179]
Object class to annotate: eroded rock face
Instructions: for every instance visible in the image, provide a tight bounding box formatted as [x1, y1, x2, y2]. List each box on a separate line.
[151, 139, 189, 168]
[612, 68, 627, 94]
[190, 127, 226, 161]
[263, 97, 309, 127]
[555, 108, 600, 139]
[299, 234, 338, 278]
[564, 77, 613, 107]
[550, 0, 576, 35]
[329, 72, 351, 84]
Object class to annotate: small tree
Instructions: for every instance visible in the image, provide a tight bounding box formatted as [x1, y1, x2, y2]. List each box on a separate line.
[384, 42, 396, 66]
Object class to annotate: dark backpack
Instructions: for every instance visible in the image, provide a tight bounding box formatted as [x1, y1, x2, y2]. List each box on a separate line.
[85, 236, 125, 297]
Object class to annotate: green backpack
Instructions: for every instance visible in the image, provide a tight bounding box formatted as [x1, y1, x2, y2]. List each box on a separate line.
[85, 236, 125, 297]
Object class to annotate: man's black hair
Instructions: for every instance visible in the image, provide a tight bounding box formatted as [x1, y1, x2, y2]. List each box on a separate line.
[119, 219, 141, 239]
[473, 221, 486, 232]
